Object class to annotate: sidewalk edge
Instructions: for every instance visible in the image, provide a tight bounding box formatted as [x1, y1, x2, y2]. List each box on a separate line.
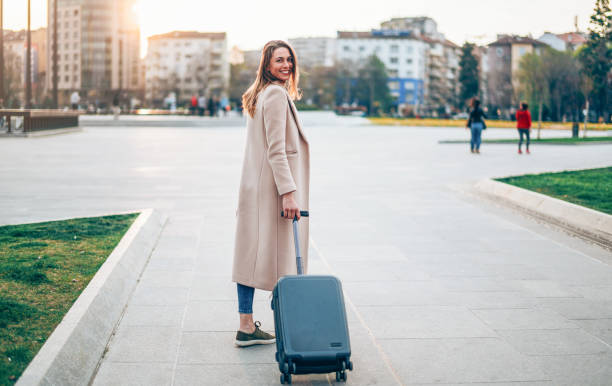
[474, 179, 612, 250]
[16, 208, 167, 386]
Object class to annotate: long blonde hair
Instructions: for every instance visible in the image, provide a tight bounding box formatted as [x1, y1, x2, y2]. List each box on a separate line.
[242, 40, 301, 118]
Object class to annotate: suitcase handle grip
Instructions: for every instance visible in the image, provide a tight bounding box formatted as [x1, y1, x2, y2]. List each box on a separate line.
[280, 211, 309, 275]
[280, 210, 309, 220]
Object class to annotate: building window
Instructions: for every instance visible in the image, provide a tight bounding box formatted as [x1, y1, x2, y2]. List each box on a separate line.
[496, 47, 503, 57]
[388, 69, 398, 77]
[65, 54, 69, 60]
[343, 46, 350, 52]
[390, 57, 398, 64]
[390, 45, 399, 53]
[65, 32, 69, 38]
[74, 43, 78, 49]
[406, 58, 413, 64]
[74, 53, 79, 60]
[359, 46, 365, 52]
[65, 64, 69, 71]
[388, 81, 399, 90]
[406, 46, 413, 53]
[518, 47, 526, 56]
[65, 43, 69, 49]
[74, 64, 78, 70]
[65, 22, 69, 28]
[74, 32, 78, 38]
[65, 75, 69, 82]
[73, 75, 78, 82]
[74, 10, 78, 16]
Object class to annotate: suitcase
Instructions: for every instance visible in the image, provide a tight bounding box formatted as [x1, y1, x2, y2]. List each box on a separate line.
[272, 211, 353, 384]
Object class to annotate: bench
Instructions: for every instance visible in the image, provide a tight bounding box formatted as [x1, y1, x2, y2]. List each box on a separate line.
[1, 109, 79, 133]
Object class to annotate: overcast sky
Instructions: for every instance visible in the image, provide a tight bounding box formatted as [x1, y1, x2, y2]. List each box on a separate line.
[4, 0, 596, 55]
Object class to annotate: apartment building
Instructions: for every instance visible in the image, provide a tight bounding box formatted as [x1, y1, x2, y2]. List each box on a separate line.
[46, 0, 141, 105]
[145, 31, 229, 105]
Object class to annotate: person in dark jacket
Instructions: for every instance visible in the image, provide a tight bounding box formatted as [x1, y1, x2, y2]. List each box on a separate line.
[516, 102, 532, 154]
[466, 98, 486, 154]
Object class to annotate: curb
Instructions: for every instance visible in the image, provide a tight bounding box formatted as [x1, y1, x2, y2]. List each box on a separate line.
[16, 209, 167, 386]
[0, 127, 83, 138]
[474, 179, 612, 250]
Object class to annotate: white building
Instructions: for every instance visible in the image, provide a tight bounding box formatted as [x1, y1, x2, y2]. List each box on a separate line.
[145, 31, 229, 105]
[46, 0, 141, 106]
[288, 37, 335, 68]
[537, 33, 566, 51]
[336, 30, 428, 110]
[381, 17, 445, 41]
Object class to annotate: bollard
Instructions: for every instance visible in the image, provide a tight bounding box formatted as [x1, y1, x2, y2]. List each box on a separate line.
[572, 122, 579, 138]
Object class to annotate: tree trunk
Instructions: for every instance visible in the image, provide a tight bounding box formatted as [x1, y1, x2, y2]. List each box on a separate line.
[583, 100, 589, 138]
[537, 99, 543, 140]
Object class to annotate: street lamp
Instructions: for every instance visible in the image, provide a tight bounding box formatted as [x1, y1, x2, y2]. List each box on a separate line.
[52, 0, 58, 108]
[0, 0, 4, 106]
[25, 0, 32, 109]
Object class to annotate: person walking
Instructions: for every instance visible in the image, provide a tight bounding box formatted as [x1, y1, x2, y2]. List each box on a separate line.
[466, 98, 486, 154]
[232, 40, 309, 347]
[198, 94, 206, 116]
[516, 101, 532, 154]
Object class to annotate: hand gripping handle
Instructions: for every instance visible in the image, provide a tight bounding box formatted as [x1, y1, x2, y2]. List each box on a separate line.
[280, 211, 309, 275]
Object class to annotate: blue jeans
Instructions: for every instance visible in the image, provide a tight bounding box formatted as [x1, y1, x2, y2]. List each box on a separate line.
[470, 122, 483, 150]
[237, 283, 254, 314]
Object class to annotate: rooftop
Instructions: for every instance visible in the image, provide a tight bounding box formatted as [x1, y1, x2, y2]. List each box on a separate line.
[148, 31, 226, 41]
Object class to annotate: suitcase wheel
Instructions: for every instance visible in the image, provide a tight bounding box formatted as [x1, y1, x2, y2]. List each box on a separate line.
[348, 361, 353, 371]
[280, 373, 292, 384]
[335, 371, 347, 383]
[282, 362, 289, 374]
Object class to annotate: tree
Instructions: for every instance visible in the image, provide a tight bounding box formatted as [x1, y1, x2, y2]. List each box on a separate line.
[229, 62, 256, 109]
[354, 55, 393, 116]
[458, 42, 480, 107]
[518, 52, 547, 138]
[299, 65, 336, 109]
[577, 0, 612, 122]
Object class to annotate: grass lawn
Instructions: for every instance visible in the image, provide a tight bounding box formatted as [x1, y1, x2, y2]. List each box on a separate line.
[369, 117, 612, 131]
[0, 213, 138, 385]
[496, 167, 612, 215]
[439, 136, 612, 145]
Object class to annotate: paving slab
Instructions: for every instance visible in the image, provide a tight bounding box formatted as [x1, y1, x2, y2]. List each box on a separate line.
[2, 114, 612, 384]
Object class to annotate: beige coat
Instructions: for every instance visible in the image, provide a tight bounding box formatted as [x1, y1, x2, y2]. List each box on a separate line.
[232, 84, 310, 291]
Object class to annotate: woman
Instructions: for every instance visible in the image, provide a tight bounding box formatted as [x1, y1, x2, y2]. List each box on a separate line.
[516, 102, 532, 154]
[466, 98, 486, 154]
[232, 41, 310, 347]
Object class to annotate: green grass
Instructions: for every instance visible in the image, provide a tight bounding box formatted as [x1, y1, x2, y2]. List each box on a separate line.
[0, 213, 138, 385]
[439, 136, 612, 145]
[496, 167, 612, 215]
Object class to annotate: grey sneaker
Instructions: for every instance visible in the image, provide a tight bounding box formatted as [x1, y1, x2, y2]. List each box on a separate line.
[234, 321, 275, 347]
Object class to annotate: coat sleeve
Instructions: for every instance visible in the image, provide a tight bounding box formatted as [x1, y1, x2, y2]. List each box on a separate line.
[263, 86, 297, 196]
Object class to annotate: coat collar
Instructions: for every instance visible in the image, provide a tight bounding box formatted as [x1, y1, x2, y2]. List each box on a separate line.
[286, 95, 308, 144]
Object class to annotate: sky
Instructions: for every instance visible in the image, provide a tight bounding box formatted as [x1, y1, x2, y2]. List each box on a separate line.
[3, 0, 596, 56]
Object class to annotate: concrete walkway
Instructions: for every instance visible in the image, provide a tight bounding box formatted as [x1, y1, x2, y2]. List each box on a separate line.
[1, 113, 611, 385]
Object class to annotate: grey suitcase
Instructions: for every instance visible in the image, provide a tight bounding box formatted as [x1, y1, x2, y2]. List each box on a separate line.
[271, 211, 353, 384]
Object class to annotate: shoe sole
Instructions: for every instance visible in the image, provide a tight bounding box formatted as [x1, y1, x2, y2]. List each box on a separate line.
[234, 338, 276, 347]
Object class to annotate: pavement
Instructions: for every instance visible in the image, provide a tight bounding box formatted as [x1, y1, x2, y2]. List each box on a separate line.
[1, 112, 612, 385]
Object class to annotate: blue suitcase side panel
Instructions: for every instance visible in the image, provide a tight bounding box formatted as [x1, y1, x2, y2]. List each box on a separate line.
[273, 275, 351, 365]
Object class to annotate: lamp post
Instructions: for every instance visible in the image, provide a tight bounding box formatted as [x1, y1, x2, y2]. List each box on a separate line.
[0, 0, 4, 106]
[52, 0, 58, 108]
[25, 0, 32, 109]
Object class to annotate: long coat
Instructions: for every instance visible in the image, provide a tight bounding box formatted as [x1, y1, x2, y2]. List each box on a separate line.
[232, 84, 310, 291]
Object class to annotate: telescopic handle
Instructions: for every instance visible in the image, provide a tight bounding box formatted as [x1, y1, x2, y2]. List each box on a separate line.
[279, 211, 309, 275]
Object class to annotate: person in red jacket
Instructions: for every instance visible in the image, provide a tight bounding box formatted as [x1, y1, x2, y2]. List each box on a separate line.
[516, 102, 532, 154]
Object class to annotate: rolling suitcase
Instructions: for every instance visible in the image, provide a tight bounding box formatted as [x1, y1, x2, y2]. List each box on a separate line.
[272, 211, 353, 384]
